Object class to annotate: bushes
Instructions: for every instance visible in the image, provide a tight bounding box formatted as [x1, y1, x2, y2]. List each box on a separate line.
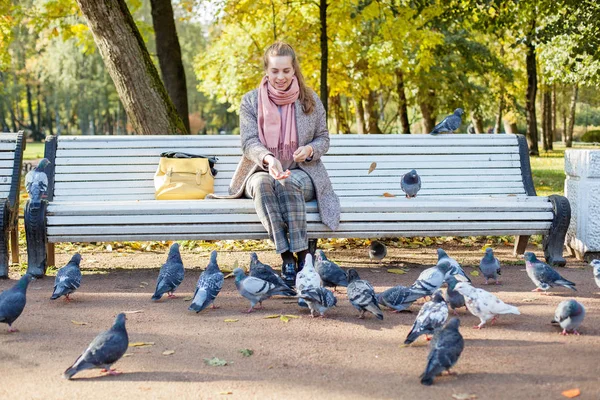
[581, 130, 600, 143]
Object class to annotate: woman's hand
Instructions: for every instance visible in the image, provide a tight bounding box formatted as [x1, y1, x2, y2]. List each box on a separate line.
[264, 155, 291, 180]
[293, 145, 314, 163]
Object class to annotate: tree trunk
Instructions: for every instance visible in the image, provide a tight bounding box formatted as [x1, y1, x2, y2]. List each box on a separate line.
[150, 0, 190, 134]
[566, 84, 578, 148]
[396, 69, 410, 134]
[26, 83, 38, 139]
[494, 94, 504, 134]
[354, 97, 366, 134]
[44, 95, 53, 136]
[330, 95, 340, 133]
[76, 0, 186, 135]
[525, 31, 539, 155]
[541, 88, 550, 151]
[36, 82, 43, 139]
[0, 98, 7, 131]
[419, 89, 436, 133]
[365, 91, 382, 134]
[471, 114, 484, 134]
[552, 84, 559, 141]
[319, 0, 328, 117]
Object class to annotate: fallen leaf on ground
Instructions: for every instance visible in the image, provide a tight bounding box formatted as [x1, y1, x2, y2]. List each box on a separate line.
[452, 394, 477, 400]
[521, 298, 535, 303]
[129, 342, 155, 347]
[280, 315, 290, 323]
[162, 350, 175, 356]
[470, 270, 480, 277]
[387, 268, 407, 275]
[140, 281, 149, 286]
[368, 162, 377, 174]
[264, 315, 280, 319]
[562, 388, 580, 398]
[283, 315, 300, 319]
[224, 319, 239, 323]
[71, 320, 89, 326]
[124, 310, 144, 314]
[183, 296, 193, 301]
[219, 391, 233, 395]
[382, 192, 396, 198]
[239, 349, 254, 357]
[123, 353, 133, 357]
[204, 357, 228, 367]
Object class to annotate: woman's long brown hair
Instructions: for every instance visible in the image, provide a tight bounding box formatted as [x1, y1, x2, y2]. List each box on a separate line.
[263, 41, 316, 115]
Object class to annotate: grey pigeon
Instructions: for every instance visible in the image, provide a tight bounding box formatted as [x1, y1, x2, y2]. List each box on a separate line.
[454, 282, 520, 329]
[152, 243, 185, 301]
[25, 158, 50, 208]
[590, 259, 600, 289]
[0, 274, 34, 332]
[315, 250, 348, 290]
[524, 252, 576, 292]
[51, 253, 82, 301]
[420, 318, 464, 385]
[429, 108, 464, 135]
[233, 268, 295, 313]
[368, 241, 387, 261]
[444, 275, 466, 315]
[346, 269, 383, 320]
[552, 299, 585, 336]
[401, 170, 421, 198]
[437, 249, 470, 282]
[405, 290, 449, 344]
[410, 260, 452, 297]
[479, 248, 502, 285]
[377, 285, 424, 313]
[63, 313, 129, 379]
[189, 251, 224, 313]
[249, 252, 293, 293]
[296, 254, 322, 308]
[298, 287, 337, 318]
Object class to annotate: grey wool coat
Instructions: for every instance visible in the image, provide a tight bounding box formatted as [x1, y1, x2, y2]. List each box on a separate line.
[223, 89, 340, 230]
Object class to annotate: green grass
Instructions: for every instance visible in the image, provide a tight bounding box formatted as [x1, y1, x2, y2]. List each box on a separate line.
[23, 141, 45, 160]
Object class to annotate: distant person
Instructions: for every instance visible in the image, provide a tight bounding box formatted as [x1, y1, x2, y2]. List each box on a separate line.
[487, 127, 494, 134]
[226, 41, 340, 287]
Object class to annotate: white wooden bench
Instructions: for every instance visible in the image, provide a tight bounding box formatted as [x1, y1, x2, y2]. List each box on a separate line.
[0, 131, 25, 277]
[24, 134, 570, 277]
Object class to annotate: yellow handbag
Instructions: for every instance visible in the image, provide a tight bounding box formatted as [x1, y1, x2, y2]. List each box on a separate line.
[154, 152, 217, 200]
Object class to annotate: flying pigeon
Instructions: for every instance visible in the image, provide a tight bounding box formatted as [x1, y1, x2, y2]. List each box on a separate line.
[410, 260, 452, 297]
[444, 275, 466, 315]
[368, 241, 387, 261]
[232, 268, 295, 313]
[0, 274, 34, 332]
[479, 248, 501, 285]
[420, 318, 464, 386]
[152, 243, 185, 301]
[590, 259, 600, 289]
[377, 285, 424, 313]
[189, 250, 224, 313]
[404, 290, 449, 344]
[298, 287, 337, 318]
[524, 252, 576, 292]
[437, 249, 470, 282]
[454, 282, 520, 329]
[25, 158, 50, 208]
[429, 108, 464, 135]
[346, 269, 383, 320]
[552, 299, 585, 336]
[63, 313, 129, 379]
[296, 254, 322, 308]
[249, 252, 293, 291]
[315, 250, 348, 290]
[401, 170, 421, 198]
[51, 253, 82, 301]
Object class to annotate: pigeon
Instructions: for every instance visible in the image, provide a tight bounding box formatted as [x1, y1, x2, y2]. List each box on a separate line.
[63, 313, 129, 379]
[410, 260, 452, 297]
[249, 252, 293, 292]
[479, 248, 501, 285]
[552, 299, 585, 336]
[404, 290, 449, 344]
[152, 243, 185, 301]
[25, 158, 50, 208]
[189, 250, 224, 313]
[590, 259, 600, 289]
[444, 275, 466, 315]
[524, 252, 576, 292]
[401, 170, 421, 198]
[296, 254, 322, 308]
[368, 240, 387, 260]
[429, 108, 464, 135]
[437, 249, 470, 282]
[51, 253, 82, 301]
[315, 250, 348, 290]
[232, 268, 295, 313]
[377, 285, 424, 313]
[0, 274, 34, 332]
[298, 287, 337, 318]
[420, 318, 464, 386]
[346, 269, 383, 320]
[454, 282, 520, 329]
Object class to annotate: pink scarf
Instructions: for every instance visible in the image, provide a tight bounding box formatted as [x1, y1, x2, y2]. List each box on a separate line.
[257, 75, 299, 160]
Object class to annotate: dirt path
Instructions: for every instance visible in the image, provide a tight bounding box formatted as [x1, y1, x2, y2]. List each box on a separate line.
[1, 244, 599, 400]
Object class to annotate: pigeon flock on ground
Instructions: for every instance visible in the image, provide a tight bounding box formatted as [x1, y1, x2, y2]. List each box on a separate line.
[1, 241, 594, 385]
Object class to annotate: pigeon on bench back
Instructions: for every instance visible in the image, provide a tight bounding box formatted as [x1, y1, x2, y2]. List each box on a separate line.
[429, 108, 464, 135]
[51, 253, 82, 301]
[152, 243, 185, 301]
[189, 251, 224, 313]
[25, 158, 50, 208]
[401, 170, 421, 198]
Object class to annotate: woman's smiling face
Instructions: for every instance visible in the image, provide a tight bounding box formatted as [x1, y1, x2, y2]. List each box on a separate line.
[266, 55, 295, 90]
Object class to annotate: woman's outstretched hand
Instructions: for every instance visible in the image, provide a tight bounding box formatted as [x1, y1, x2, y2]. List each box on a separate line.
[264, 155, 291, 180]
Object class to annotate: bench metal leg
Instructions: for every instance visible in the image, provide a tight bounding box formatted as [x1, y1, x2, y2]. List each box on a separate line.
[25, 199, 48, 278]
[543, 194, 571, 267]
[513, 235, 530, 257]
[0, 201, 9, 278]
[10, 228, 19, 265]
[47, 243, 55, 268]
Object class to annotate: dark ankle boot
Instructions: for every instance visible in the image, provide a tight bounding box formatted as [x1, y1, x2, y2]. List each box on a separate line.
[280, 252, 297, 288]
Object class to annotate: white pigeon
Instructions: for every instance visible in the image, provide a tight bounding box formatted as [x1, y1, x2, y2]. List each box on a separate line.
[296, 254, 322, 307]
[454, 282, 520, 329]
[591, 260, 600, 290]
